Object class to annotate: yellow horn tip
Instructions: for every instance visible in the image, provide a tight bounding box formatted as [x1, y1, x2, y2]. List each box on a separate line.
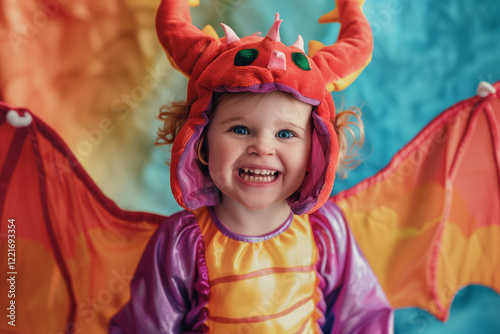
[202, 24, 219, 38]
[319, 0, 365, 23]
[318, 8, 340, 24]
[188, 0, 200, 7]
[308, 40, 325, 58]
[326, 54, 373, 92]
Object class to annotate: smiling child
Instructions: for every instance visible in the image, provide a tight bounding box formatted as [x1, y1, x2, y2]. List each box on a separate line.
[109, 0, 394, 332]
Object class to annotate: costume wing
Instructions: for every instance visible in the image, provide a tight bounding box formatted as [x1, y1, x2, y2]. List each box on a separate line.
[331, 81, 500, 321]
[0, 103, 165, 334]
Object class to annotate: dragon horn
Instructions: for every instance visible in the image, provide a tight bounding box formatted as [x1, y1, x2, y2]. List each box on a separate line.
[156, 0, 220, 77]
[311, 0, 373, 92]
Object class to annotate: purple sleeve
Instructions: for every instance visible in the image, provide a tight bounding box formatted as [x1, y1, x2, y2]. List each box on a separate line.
[109, 210, 209, 334]
[311, 201, 394, 334]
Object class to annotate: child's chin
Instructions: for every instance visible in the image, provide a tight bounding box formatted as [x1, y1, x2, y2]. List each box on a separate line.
[239, 199, 286, 211]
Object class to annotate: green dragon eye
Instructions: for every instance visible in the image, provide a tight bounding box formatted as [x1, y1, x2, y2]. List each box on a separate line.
[292, 52, 311, 71]
[234, 48, 259, 66]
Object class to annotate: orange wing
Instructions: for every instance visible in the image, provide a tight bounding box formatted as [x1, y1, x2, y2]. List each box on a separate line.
[0, 103, 165, 334]
[332, 81, 500, 321]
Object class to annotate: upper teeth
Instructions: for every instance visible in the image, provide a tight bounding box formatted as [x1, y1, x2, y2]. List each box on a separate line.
[243, 168, 276, 175]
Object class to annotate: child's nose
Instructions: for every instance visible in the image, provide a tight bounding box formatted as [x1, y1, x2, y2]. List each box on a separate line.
[247, 134, 276, 156]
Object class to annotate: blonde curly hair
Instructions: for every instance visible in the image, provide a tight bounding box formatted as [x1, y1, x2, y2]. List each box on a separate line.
[335, 106, 365, 178]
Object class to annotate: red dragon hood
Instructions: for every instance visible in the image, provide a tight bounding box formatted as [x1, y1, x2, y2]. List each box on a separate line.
[156, 0, 373, 214]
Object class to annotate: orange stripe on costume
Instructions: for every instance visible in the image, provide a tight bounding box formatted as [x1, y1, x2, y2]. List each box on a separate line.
[209, 264, 317, 285]
[209, 295, 313, 323]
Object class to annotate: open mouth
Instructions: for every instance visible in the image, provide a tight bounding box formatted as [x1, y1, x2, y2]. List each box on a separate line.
[238, 168, 279, 183]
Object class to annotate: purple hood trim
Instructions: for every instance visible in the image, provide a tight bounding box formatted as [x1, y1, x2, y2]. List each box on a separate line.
[214, 83, 320, 106]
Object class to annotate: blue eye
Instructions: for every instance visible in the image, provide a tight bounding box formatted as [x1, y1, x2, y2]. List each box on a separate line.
[231, 126, 249, 135]
[277, 130, 294, 138]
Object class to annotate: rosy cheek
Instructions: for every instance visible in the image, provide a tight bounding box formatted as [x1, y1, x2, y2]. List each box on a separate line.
[208, 166, 224, 186]
[208, 158, 228, 184]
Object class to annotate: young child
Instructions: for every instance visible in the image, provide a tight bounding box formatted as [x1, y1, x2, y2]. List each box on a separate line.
[110, 0, 394, 332]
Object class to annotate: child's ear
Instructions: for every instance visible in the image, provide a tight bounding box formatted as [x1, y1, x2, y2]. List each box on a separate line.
[197, 136, 209, 165]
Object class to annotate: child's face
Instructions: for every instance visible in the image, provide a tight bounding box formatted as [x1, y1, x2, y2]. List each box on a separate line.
[206, 91, 312, 210]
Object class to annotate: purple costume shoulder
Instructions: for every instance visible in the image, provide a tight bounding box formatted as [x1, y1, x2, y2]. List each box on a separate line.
[109, 210, 209, 333]
[311, 202, 394, 333]
[109, 202, 393, 333]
